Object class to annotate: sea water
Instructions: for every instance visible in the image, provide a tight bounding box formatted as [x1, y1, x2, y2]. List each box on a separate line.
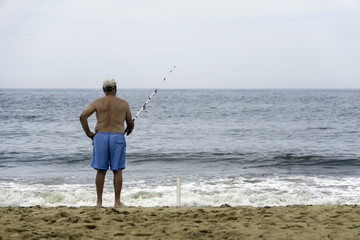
[0, 89, 359, 207]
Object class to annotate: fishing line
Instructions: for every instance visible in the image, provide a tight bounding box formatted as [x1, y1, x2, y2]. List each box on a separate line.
[125, 66, 176, 134]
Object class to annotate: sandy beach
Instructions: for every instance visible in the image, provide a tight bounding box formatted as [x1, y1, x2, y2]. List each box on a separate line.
[0, 205, 359, 239]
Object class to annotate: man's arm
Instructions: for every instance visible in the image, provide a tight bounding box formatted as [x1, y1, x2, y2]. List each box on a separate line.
[124, 102, 135, 135]
[80, 102, 96, 139]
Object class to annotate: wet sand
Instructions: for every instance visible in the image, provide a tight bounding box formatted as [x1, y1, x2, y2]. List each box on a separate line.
[1, 205, 359, 239]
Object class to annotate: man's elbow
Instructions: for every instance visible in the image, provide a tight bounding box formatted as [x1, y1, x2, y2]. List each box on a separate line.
[79, 114, 87, 122]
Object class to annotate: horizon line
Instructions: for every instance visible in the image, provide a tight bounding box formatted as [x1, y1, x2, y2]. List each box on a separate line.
[1, 87, 360, 90]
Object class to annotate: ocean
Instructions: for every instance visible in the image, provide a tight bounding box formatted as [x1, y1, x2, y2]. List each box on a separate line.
[0, 88, 359, 207]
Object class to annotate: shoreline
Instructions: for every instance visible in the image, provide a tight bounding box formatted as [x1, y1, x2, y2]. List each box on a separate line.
[1, 205, 359, 239]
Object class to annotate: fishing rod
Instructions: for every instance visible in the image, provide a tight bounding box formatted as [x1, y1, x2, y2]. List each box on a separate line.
[125, 66, 176, 135]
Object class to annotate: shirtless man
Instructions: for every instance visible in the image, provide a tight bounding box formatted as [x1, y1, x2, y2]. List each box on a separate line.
[80, 78, 134, 207]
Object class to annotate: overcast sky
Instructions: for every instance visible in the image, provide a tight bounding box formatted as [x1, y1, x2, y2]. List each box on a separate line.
[1, 0, 360, 89]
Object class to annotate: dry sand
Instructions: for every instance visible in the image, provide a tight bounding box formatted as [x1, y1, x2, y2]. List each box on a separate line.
[1, 205, 359, 239]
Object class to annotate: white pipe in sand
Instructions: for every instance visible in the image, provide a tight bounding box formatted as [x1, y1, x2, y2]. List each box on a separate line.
[176, 177, 181, 207]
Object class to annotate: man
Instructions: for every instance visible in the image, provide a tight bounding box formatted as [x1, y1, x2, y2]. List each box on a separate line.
[80, 78, 134, 207]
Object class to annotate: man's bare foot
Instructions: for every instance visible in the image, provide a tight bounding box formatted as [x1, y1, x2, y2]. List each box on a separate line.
[114, 202, 126, 208]
[96, 202, 102, 207]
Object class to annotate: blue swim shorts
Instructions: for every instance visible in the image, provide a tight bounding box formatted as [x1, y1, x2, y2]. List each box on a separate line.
[90, 132, 126, 170]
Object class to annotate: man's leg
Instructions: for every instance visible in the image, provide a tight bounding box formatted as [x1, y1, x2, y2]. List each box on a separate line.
[96, 169, 107, 207]
[113, 169, 124, 207]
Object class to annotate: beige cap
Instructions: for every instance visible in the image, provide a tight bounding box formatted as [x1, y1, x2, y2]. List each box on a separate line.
[103, 78, 116, 91]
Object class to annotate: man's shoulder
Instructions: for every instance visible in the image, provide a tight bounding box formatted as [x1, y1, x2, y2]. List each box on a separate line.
[115, 96, 129, 104]
[94, 96, 129, 106]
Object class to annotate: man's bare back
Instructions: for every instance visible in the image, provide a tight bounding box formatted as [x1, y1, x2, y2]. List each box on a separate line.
[93, 95, 131, 133]
[80, 93, 134, 135]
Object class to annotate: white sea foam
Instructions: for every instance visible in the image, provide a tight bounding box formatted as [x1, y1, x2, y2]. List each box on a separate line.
[1, 175, 359, 207]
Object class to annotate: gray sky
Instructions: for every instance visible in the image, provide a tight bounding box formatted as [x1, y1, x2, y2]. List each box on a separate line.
[1, 0, 360, 89]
